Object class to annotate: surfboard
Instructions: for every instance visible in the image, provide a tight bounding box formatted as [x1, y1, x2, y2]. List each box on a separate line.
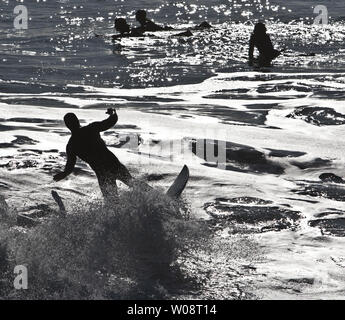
[166, 165, 189, 198]
[51, 165, 189, 211]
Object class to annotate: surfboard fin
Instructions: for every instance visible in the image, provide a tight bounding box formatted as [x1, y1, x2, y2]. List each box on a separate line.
[166, 165, 189, 198]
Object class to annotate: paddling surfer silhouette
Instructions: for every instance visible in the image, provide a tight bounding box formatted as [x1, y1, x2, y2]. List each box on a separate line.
[112, 18, 144, 41]
[135, 9, 173, 32]
[110, 17, 192, 40]
[53, 108, 146, 202]
[95, 18, 144, 41]
[135, 9, 211, 35]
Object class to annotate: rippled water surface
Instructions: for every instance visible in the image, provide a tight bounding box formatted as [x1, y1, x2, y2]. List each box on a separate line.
[1, 0, 345, 88]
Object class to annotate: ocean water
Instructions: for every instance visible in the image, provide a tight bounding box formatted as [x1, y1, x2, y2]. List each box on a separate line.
[1, 0, 345, 88]
[1, 0, 345, 299]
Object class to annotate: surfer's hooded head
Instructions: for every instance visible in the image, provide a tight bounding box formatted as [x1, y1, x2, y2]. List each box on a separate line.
[64, 113, 80, 132]
[114, 18, 130, 35]
[136, 10, 147, 25]
[253, 22, 266, 35]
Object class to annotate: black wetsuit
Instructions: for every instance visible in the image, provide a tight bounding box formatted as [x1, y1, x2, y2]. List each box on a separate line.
[138, 19, 173, 32]
[64, 114, 133, 199]
[249, 33, 280, 66]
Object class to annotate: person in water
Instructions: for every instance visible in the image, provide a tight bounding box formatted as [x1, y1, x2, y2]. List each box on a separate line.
[135, 9, 173, 32]
[248, 22, 280, 67]
[136, 9, 212, 33]
[53, 108, 144, 202]
[113, 15, 194, 39]
[111, 18, 144, 41]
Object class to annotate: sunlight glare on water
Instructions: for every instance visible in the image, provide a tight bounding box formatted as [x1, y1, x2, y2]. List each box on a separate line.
[0, 0, 344, 88]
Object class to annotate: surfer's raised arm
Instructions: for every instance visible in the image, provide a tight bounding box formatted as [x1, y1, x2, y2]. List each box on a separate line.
[53, 143, 76, 182]
[88, 108, 118, 132]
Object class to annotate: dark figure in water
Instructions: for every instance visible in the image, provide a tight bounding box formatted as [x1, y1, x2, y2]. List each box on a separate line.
[111, 17, 191, 39]
[53, 108, 142, 202]
[113, 15, 193, 38]
[248, 22, 280, 67]
[111, 18, 144, 41]
[135, 9, 173, 32]
[136, 9, 211, 33]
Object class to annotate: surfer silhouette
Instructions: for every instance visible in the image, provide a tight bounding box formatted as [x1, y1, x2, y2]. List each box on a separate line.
[97, 12, 210, 41]
[111, 17, 190, 40]
[248, 22, 280, 67]
[135, 9, 211, 33]
[111, 18, 144, 41]
[95, 18, 144, 41]
[53, 108, 141, 202]
[135, 10, 173, 32]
